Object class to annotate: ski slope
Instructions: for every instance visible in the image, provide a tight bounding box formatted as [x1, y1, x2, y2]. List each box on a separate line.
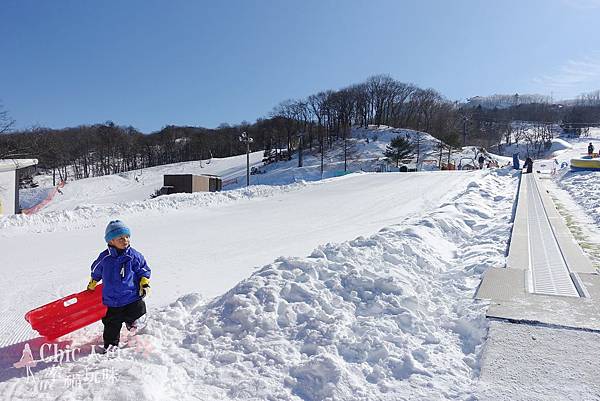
[19, 152, 266, 211]
[0, 126, 524, 400]
[4, 127, 600, 400]
[1, 171, 481, 348]
[0, 167, 518, 400]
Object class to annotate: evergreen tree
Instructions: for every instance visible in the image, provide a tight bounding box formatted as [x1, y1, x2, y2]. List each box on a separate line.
[384, 136, 415, 167]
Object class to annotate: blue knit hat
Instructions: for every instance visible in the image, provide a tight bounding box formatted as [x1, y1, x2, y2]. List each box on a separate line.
[104, 220, 131, 243]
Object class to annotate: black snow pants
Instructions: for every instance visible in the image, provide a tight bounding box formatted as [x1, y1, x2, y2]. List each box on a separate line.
[102, 298, 146, 347]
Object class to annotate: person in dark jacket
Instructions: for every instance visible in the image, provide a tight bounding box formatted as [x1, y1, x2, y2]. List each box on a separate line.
[478, 154, 485, 169]
[588, 142, 594, 157]
[524, 157, 533, 174]
[86, 220, 151, 350]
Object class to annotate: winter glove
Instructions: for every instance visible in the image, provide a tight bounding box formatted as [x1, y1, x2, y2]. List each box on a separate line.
[87, 278, 98, 291]
[139, 277, 150, 298]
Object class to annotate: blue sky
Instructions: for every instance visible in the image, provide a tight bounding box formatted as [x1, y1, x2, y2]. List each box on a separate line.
[2, 0, 600, 133]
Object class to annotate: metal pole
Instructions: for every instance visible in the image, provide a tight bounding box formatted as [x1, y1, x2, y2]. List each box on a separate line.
[320, 118, 324, 179]
[240, 131, 252, 187]
[246, 140, 250, 187]
[344, 138, 347, 172]
[344, 126, 348, 172]
[298, 134, 303, 168]
[320, 137, 324, 179]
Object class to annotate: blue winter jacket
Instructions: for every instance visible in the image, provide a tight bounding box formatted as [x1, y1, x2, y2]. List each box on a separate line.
[90, 246, 151, 307]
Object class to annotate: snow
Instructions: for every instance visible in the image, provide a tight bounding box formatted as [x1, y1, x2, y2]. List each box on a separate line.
[478, 320, 600, 401]
[0, 166, 517, 400]
[23, 152, 266, 212]
[537, 128, 600, 268]
[499, 137, 573, 160]
[10, 123, 600, 400]
[548, 137, 573, 156]
[353, 126, 512, 170]
[476, 128, 600, 400]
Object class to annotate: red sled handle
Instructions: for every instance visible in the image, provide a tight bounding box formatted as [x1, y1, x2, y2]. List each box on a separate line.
[25, 284, 108, 340]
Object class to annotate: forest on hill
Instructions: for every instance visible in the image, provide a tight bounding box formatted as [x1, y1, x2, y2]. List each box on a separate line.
[2, 75, 600, 182]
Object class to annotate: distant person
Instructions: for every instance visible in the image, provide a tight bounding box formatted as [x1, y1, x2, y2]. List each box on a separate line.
[588, 142, 594, 157]
[524, 157, 533, 174]
[478, 155, 485, 169]
[86, 220, 151, 353]
[512, 153, 520, 170]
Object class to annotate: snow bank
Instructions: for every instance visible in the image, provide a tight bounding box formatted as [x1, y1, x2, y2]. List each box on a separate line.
[498, 137, 573, 160]
[1, 180, 314, 233]
[548, 138, 572, 155]
[5, 170, 516, 400]
[557, 171, 600, 225]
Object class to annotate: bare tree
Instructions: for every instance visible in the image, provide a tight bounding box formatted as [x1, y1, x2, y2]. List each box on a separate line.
[0, 102, 15, 134]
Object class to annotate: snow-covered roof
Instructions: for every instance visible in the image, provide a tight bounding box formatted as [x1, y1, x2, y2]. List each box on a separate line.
[0, 159, 38, 173]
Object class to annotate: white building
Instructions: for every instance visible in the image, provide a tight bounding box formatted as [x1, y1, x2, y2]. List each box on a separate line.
[0, 159, 38, 216]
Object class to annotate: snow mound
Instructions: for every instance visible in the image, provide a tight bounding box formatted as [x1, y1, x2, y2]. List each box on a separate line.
[497, 136, 573, 160]
[558, 171, 600, 225]
[1, 181, 313, 233]
[17, 170, 517, 400]
[550, 138, 572, 152]
[544, 138, 573, 158]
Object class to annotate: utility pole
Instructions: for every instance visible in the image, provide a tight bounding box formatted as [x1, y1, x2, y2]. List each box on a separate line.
[297, 131, 305, 168]
[343, 122, 348, 172]
[321, 140, 324, 178]
[239, 131, 253, 187]
[462, 116, 468, 147]
[344, 136, 348, 172]
[320, 111, 327, 179]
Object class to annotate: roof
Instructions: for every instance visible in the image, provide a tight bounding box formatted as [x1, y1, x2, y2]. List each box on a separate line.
[0, 159, 38, 173]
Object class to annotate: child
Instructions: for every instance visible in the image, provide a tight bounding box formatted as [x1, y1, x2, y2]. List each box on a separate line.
[86, 220, 151, 351]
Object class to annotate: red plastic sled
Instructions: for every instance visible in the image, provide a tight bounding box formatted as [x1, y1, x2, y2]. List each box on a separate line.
[25, 284, 108, 340]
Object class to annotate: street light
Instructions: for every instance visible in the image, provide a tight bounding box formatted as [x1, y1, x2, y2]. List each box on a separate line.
[239, 131, 253, 187]
[461, 115, 470, 147]
[320, 111, 327, 179]
[297, 131, 306, 168]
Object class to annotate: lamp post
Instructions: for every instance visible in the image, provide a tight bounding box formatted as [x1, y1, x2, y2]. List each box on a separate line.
[297, 131, 306, 168]
[239, 131, 253, 187]
[462, 115, 469, 147]
[320, 111, 327, 179]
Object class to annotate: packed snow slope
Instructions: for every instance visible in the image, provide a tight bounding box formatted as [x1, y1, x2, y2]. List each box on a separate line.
[1, 171, 483, 348]
[0, 168, 517, 400]
[0, 125, 520, 400]
[19, 152, 266, 211]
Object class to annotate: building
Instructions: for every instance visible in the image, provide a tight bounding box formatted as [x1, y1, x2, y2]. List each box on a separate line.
[0, 159, 38, 215]
[162, 174, 222, 194]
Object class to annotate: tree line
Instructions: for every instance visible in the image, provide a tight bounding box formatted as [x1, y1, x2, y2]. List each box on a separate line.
[3, 75, 600, 183]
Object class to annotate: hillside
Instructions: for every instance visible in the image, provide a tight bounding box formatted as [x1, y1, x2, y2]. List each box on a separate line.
[18, 126, 510, 214]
